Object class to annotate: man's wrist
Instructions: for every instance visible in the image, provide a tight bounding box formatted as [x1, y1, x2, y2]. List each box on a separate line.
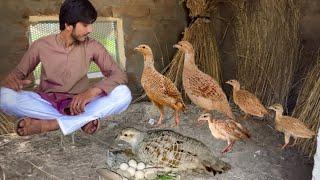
[89, 87, 103, 97]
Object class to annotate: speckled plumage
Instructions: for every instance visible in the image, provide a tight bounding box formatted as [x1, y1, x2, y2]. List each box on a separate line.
[226, 79, 268, 118]
[135, 44, 185, 126]
[198, 112, 250, 153]
[173, 41, 234, 119]
[268, 104, 315, 149]
[118, 128, 231, 174]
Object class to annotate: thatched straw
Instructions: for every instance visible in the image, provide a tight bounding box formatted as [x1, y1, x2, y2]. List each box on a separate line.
[165, 0, 222, 99]
[231, 0, 301, 108]
[133, 0, 222, 102]
[293, 56, 320, 157]
[0, 111, 15, 135]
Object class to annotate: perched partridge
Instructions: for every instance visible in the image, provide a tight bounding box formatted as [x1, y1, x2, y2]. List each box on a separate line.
[135, 44, 185, 127]
[173, 41, 234, 119]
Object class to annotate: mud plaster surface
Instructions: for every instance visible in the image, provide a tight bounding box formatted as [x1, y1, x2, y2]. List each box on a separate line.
[0, 102, 313, 180]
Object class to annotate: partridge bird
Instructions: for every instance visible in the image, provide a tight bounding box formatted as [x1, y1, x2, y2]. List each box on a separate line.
[226, 79, 268, 120]
[268, 103, 315, 149]
[117, 127, 231, 174]
[198, 112, 250, 153]
[135, 44, 185, 127]
[173, 41, 234, 119]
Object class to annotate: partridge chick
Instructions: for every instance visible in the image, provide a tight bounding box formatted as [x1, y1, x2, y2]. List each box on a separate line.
[268, 103, 315, 149]
[198, 112, 250, 153]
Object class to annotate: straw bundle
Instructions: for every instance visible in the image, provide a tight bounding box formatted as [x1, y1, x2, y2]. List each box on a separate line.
[293, 58, 320, 157]
[0, 111, 15, 135]
[231, 0, 301, 107]
[165, 0, 222, 98]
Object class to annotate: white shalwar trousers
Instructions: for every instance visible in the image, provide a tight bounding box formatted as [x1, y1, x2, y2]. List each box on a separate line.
[0, 85, 132, 135]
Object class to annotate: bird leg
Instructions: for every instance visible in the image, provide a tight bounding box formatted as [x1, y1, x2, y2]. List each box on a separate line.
[171, 111, 180, 127]
[155, 104, 165, 126]
[281, 133, 291, 150]
[288, 138, 298, 147]
[221, 140, 235, 153]
[240, 113, 249, 120]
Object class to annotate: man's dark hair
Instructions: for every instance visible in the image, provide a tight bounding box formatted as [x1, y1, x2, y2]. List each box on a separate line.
[59, 0, 97, 30]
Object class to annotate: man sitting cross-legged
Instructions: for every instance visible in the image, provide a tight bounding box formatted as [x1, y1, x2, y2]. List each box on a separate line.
[0, 0, 132, 136]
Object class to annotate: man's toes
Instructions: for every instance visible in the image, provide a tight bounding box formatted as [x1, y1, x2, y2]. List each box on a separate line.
[17, 119, 26, 128]
[16, 127, 24, 136]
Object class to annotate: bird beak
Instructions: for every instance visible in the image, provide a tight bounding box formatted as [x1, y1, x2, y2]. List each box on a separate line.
[114, 134, 120, 141]
[267, 106, 274, 110]
[173, 44, 180, 49]
[134, 47, 139, 51]
[225, 81, 231, 85]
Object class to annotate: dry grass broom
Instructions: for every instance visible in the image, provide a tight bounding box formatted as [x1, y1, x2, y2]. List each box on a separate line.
[133, 0, 223, 102]
[0, 111, 15, 135]
[293, 56, 320, 157]
[230, 0, 301, 109]
[165, 0, 222, 99]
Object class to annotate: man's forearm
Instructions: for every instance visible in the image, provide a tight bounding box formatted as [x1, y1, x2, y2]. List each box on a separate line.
[88, 87, 103, 97]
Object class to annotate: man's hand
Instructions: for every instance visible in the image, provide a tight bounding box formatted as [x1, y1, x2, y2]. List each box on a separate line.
[69, 87, 103, 115]
[1, 74, 32, 91]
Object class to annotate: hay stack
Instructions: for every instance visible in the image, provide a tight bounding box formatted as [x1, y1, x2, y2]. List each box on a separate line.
[293, 58, 320, 157]
[165, 0, 222, 98]
[231, 0, 301, 107]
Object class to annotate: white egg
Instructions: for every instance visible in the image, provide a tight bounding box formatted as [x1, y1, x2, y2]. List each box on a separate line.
[134, 170, 145, 179]
[137, 162, 146, 170]
[119, 163, 129, 171]
[144, 169, 157, 179]
[127, 167, 136, 177]
[128, 159, 137, 168]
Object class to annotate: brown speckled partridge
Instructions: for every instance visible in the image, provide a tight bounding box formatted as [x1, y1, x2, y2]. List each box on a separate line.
[135, 44, 185, 127]
[198, 112, 250, 153]
[118, 127, 231, 174]
[226, 79, 268, 119]
[268, 104, 315, 149]
[173, 41, 234, 119]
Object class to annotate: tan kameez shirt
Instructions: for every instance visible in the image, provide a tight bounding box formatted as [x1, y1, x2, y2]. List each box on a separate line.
[11, 34, 128, 95]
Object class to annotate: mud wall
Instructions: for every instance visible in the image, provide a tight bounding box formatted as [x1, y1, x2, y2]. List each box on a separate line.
[0, 0, 187, 97]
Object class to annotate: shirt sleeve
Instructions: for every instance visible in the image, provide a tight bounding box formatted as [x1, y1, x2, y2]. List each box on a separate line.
[91, 41, 128, 94]
[10, 40, 40, 80]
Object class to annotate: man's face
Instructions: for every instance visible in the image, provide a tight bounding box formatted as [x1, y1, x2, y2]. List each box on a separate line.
[71, 22, 93, 42]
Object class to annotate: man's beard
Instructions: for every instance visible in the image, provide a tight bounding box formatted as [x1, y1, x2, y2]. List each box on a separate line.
[71, 30, 88, 43]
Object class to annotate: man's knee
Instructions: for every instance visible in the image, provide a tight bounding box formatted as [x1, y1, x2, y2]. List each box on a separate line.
[113, 85, 132, 105]
[0, 87, 18, 111]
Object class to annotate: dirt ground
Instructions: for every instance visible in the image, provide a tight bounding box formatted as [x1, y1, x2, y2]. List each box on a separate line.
[0, 102, 314, 180]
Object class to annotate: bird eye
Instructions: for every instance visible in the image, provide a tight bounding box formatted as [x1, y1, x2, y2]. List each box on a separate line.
[124, 134, 128, 137]
[142, 46, 145, 49]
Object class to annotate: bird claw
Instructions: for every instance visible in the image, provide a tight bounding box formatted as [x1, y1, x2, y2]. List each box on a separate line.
[279, 143, 288, 150]
[153, 122, 164, 128]
[171, 123, 178, 128]
[221, 149, 230, 154]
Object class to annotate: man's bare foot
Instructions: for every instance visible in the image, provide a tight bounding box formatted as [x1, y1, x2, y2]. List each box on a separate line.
[81, 120, 99, 134]
[16, 117, 59, 136]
